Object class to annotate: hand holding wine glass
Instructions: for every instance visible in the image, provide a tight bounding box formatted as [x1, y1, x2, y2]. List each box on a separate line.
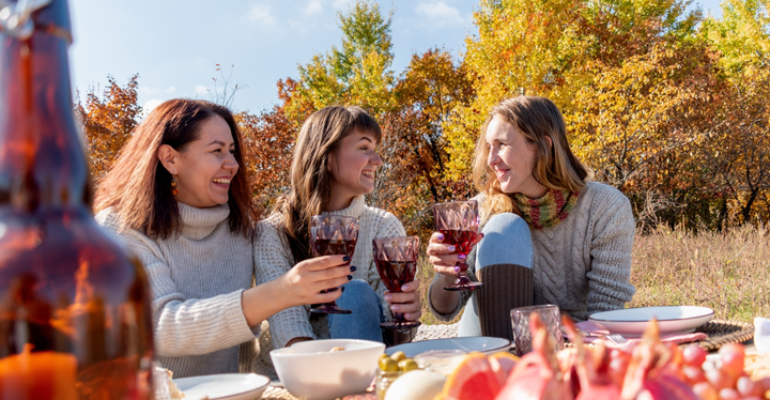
[373, 236, 421, 330]
[309, 215, 359, 314]
[431, 200, 483, 291]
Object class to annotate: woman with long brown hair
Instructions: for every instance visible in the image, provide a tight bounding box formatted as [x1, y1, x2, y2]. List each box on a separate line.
[94, 99, 351, 377]
[427, 96, 636, 339]
[253, 106, 421, 376]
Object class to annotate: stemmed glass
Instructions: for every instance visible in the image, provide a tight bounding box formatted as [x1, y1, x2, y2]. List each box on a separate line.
[372, 236, 421, 332]
[309, 215, 359, 314]
[432, 200, 483, 291]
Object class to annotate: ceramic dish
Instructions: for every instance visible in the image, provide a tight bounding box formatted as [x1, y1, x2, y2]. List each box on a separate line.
[588, 306, 714, 337]
[385, 336, 511, 358]
[172, 373, 270, 400]
[270, 339, 385, 400]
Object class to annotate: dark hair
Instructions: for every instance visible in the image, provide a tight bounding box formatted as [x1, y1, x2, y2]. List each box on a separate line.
[274, 106, 382, 263]
[95, 99, 258, 239]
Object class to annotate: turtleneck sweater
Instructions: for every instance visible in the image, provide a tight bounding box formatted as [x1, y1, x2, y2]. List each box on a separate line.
[429, 181, 636, 322]
[96, 203, 260, 378]
[252, 195, 405, 377]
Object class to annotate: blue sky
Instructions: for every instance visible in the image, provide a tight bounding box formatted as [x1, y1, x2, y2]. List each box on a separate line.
[69, 0, 724, 115]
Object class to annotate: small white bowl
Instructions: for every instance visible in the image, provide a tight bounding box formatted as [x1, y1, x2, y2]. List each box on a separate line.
[270, 339, 385, 400]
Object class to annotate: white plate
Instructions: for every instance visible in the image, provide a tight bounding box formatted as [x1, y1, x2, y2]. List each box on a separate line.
[173, 373, 270, 400]
[589, 306, 714, 337]
[385, 336, 511, 358]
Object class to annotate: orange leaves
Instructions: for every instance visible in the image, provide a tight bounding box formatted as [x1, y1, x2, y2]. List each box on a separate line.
[75, 74, 142, 184]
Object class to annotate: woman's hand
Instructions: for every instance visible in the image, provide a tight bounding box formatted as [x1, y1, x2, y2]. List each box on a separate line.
[279, 255, 353, 308]
[426, 231, 483, 278]
[384, 280, 422, 322]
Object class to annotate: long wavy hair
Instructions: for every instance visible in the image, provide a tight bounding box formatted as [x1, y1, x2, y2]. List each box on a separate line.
[473, 96, 591, 221]
[94, 99, 259, 239]
[274, 106, 381, 263]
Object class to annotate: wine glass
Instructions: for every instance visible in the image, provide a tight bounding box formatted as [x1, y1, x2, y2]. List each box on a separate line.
[432, 200, 483, 291]
[309, 215, 359, 314]
[372, 236, 421, 335]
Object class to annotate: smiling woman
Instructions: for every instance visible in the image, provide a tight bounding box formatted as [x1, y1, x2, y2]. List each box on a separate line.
[252, 106, 420, 378]
[427, 96, 636, 340]
[92, 99, 354, 378]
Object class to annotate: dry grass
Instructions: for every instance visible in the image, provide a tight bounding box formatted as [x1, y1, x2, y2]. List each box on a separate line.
[418, 225, 770, 325]
[629, 225, 770, 323]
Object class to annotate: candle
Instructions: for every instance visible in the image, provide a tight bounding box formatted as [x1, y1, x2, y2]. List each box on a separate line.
[0, 344, 77, 400]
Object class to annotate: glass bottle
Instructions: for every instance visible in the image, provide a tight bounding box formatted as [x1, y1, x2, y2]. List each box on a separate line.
[0, 0, 155, 399]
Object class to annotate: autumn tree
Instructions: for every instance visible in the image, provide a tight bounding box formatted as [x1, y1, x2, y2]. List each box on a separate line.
[443, 0, 701, 178]
[376, 49, 475, 234]
[75, 75, 142, 183]
[237, 106, 295, 211]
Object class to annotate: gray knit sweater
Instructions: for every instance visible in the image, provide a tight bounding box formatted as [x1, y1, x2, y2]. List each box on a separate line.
[429, 181, 636, 322]
[96, 204, 261, 378]
[252, 195, 405, 378]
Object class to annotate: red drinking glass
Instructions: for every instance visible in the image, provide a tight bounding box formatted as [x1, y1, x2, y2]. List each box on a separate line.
[372, 236, 421, 333]
[309, 215, 359, 314]
[432, 200, 483, 291]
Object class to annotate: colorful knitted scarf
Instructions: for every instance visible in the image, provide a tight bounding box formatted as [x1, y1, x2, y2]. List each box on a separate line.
[513, 189, 580, 230]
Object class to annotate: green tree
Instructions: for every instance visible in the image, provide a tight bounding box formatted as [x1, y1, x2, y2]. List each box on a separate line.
[284, 0, 395, 124]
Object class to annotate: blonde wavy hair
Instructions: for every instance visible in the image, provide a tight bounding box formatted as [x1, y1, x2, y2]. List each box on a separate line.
[473, 96, 592, 222]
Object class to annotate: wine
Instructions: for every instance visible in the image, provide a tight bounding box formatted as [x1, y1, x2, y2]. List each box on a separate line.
[432, 200, 482, 292]
[439, 229, 476, 272]
[308, 215, 358, 314]
[374, 259, 416, 293]
[312, 238, 357, 258]
[0, 1, 155, 399]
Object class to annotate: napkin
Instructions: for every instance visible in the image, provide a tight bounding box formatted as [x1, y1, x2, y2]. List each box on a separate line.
[755, 317, 770, 354]
[569, 320, 708, 351]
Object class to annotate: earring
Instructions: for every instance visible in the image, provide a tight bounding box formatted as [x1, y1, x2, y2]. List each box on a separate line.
[171, 176, 179, 196]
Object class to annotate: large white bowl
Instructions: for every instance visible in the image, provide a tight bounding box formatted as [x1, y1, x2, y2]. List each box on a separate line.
[270, 339, 385, 400]
[588, 306, 714, 337]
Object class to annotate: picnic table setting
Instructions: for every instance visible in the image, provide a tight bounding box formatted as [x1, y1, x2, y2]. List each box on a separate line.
[156, 307, 770, 400]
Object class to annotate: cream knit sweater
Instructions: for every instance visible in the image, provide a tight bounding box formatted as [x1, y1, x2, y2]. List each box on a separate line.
[253, 195, 405, 377]
[429, 181, 636, 322]
[96, 204, 261, 378]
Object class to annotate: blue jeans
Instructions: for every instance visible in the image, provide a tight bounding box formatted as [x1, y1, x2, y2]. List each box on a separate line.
[328, 279, 384, 342]
[458, 213, 533, 337]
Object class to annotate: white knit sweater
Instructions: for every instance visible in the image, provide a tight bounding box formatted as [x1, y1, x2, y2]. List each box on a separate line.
[429, 181, 636, 322]
[253, 195, 405, 376]
[96, 204, 261, 378]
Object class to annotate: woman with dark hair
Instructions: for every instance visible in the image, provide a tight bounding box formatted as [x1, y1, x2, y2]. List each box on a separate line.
[95, 99, 351, 377]
[427, 96, 636, 339]
[253, 106, 421, 376]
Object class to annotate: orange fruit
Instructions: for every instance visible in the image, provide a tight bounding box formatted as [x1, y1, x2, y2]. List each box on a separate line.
[488, 352, 519, 385]
[440, 353, 502, 400]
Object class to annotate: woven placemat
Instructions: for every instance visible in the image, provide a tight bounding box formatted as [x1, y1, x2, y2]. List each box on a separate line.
[262, 386, 298, 400]
[564, 319, 754, 352]
[691, 319, 754, 351]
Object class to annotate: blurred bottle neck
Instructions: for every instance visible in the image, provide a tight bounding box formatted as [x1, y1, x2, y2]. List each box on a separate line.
[0, 0, 92, 213]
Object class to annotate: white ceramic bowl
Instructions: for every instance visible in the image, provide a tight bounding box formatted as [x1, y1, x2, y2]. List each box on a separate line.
[270, 339, 385, 400]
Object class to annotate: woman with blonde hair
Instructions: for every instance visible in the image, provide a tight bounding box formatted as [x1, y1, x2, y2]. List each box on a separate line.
[427, 96, 635, 339]
[253, 105, 421, 376]
[95, 99, 352, 377]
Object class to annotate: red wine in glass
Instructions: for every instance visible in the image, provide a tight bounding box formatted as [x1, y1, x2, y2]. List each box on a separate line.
[432, 200, 483, 291]
[309, 215, 359, 314]
[373, 236, 421, 332]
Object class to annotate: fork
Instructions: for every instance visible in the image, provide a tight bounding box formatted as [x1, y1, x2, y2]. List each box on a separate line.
[605, 334, 628, 344]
